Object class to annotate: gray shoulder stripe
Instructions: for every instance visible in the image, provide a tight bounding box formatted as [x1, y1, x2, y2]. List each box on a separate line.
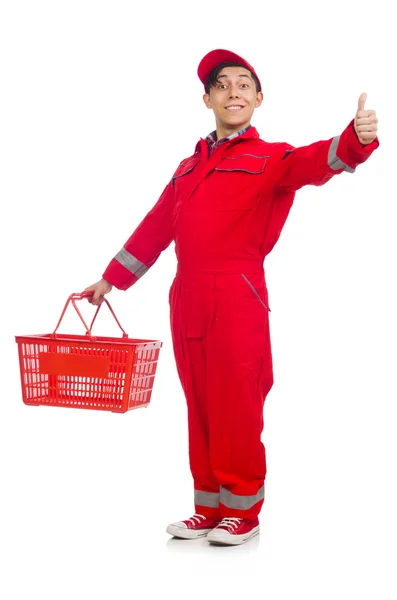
[115, 247, 149, 278]
[282, 149, 293, 160]
[328, 136, 355, 173]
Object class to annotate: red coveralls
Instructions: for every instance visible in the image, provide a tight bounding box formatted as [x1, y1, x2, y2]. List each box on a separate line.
[103, 121, 379, 520]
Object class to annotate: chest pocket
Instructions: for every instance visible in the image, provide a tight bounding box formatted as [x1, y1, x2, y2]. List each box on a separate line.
[214, 153, 269, 211]
[172, 157, 201, 186]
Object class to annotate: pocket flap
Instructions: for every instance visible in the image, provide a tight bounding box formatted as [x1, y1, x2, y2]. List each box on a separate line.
[172, 157, 201, 183]
[215, 153, 269, 174]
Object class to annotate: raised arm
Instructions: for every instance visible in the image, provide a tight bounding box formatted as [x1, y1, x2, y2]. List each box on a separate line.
[277, 93, 379, 192]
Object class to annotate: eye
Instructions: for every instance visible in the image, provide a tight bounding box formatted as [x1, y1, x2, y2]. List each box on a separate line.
[218, 84, 227, 89]
[240, 83, 249, 89]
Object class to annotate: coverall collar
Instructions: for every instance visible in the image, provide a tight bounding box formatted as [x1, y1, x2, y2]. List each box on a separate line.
[195, 125, 260, 157]
[206, 124, 253, 152]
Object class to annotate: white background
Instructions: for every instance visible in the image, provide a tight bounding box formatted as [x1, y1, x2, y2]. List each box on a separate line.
[1, 0, 396, 598]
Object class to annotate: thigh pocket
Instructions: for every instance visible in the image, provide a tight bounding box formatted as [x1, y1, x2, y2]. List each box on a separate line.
[241, 273, 271, 312]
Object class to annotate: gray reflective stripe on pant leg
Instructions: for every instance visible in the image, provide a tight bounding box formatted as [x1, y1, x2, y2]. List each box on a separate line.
[195, 490, 220, 508]
[114, 247, 149, 278]
[220, 485, 264, 510]
[328, 136, 355, 173]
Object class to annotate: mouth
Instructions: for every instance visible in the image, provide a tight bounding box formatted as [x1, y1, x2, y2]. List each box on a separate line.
[225, 105, 246, 112]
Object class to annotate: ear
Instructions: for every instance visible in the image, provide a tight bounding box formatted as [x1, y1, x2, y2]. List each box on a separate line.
[203, 93, 212, 109]
[255, 91, 264, 108]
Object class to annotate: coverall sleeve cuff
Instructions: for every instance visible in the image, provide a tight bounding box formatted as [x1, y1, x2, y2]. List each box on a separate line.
[337, 119, 380, 168]
[102, 259, 138, 291]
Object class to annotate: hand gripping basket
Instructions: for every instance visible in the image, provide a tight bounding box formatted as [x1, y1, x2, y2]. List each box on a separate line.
[15, 292, 163, 413]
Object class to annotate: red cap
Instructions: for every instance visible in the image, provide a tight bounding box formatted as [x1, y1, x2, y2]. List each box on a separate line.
[197, 49, 262, 92]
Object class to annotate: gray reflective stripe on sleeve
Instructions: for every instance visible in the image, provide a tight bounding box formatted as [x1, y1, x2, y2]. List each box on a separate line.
[114, 247, 149, 278]
[220, 485, 264, 511]
[194, 490, 220, 508]
[328, 136, 355, 173]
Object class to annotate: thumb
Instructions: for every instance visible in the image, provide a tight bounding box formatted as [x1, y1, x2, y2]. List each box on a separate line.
[357, 92, 367, 112]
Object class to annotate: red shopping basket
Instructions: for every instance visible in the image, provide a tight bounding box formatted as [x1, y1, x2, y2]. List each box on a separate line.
[15, 292, 163, 413]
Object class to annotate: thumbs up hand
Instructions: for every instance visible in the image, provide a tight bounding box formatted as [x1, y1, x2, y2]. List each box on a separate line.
[354, 93, 378, 144]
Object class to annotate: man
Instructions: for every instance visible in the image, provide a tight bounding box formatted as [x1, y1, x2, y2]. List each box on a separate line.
[86, 49, 379, 546]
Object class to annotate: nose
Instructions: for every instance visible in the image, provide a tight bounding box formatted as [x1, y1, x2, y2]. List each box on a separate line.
[229, 84, 240, 98]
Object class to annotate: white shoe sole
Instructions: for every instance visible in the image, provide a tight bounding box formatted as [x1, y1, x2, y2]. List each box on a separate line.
[166, 524, 214, 539]
[207, 525, 260, 546]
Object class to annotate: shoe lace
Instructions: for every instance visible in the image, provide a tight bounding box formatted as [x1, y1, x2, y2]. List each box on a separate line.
[188, 514, 207, 525]
[217, 517, 243, 531]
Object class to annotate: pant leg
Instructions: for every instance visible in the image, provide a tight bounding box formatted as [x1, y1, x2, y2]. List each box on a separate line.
[169, 275, 221, 520]
[206, 272, 274, 519]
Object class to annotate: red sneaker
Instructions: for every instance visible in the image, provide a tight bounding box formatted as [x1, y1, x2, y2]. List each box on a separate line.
[206, 517, 260, 545]
[166, 514, 220, 539]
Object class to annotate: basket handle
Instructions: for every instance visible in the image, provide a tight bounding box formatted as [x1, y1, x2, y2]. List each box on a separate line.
[51, 291, 128, 339]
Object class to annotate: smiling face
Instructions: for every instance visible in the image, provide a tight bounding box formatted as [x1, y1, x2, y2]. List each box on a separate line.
[203, 66, 263, 139]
